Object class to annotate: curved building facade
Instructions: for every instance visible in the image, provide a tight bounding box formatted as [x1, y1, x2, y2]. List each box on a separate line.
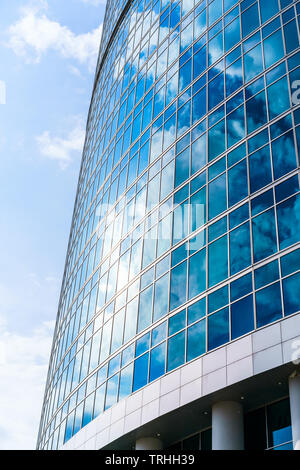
[38, 0, 300, 451]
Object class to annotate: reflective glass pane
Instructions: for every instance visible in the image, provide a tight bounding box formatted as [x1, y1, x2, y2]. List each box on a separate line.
[255, 282, 282, 328]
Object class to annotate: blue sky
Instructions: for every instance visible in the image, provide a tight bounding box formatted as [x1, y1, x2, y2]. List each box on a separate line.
[0, 0, 106, 449]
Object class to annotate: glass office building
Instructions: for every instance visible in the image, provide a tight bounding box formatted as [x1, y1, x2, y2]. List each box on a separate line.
[37, 0, 300, 450]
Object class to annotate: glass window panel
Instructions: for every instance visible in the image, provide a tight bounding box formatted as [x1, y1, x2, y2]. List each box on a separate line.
[167, 330, 185, 371]
[277, 194, 300, 250]
[177, 100, 191, 136]
[228, 159, 248, 207]
[74, 403, 84, 436]
[208, 119, 226, 161]
[255, 282, 282, 328]
[282, 272, 300, 316]
[208, 235, 228, 287]
[275, 175, 299, 203]
[208, 286, 228, 314]
[231, 294, 254, 340]
[179, 59, 192, 92]
[208, 31, 224, 66]
[111, 309, 125, 353]
[246, 90, 268, 134]
[82, 393, 94, 428]
[284, 20, 300, 54]
[271, 131, 297, 180]
[188, 248, 206, 299]
[251, 189, 274, 216]
[149, 342, 166, 382]
[121, 343, 135, 367]
[252, 208, 277, 263]
[108, 353, 121, 376]
[209, 73, 224, 111]
[249, 145, 272, 193]
[192, 87, 207, 124]
[267, 399, 292, 449]
[248, 128, 269, 153]
[124, 297, 138, 343]
[151, 321, 167, 347]
[226, 58, 243, 96]
[208, 157, 226, 181]
[191, 133, 207, 174]
[260, 0, 279, 23]
[188, 298, 206, 325]
[138, 284, 153, 332]
[169, 309, 186, 335]
[267, 76, 290, 120]
[254, 260, 279, 289]
[229, 202, 249, 229]
[170, 260, 187, 311]
[190, 187, 207, 233]
[263, 30, 285, 69]
[208, 307, 229, 350]
[105, 373, 119, 410]
[227, 105, 245, 148]
[281, 248, 300, 277]
[225, 17, 241, 52]
[209, 216, 227, 242]
[187, 319, 206, 361]
[175, 148, 190, 188]
[118, 363, 133, 400]
[230, 221, 252, 275]
[172, 243, 187, 267]
[230, 273, 253, 302]
[208, 173, 227, 219]
[93, 383, 105, 419]
[133, 352, 149, 392]
[153, 272, 169, 322]
[242, 3, 260, 38]
[136, 332, 150, 357]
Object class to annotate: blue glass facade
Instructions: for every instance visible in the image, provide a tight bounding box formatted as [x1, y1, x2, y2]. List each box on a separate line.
[38, 0, 300, 450]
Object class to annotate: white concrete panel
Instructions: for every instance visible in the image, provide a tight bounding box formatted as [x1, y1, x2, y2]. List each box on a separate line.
[281, 313, 300, 342]
[253, 344, 283, 374]
[160, 369, 181, 396]
[141, 398, 160, 425]
[124, 409, 142, 434]
[226, 336, 252, 365]
[159, 389, 180, 415]
[111, 400, 126, 424]
[202, 367, 227, 396]
[202, 348, 226, 375]
[252, 323, 281, 353]
[126, 390, 143, 415]
[180, 378, 202, 406]
[227, 356, 253, 386]
[142, 380, 161, 405]
[109, 418, 125, 442]
[180, 358, 202, 386]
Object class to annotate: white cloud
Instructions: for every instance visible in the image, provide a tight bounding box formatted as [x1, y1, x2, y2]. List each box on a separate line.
[0, 313, 54, 450]
[36, 117, 85, 169]
[6, 2, 102, 72]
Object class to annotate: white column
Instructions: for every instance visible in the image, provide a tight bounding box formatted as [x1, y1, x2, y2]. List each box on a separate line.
[289, 372, 300, 450]
[212, 401, 244, 450]
[135, 437, 163, 450]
